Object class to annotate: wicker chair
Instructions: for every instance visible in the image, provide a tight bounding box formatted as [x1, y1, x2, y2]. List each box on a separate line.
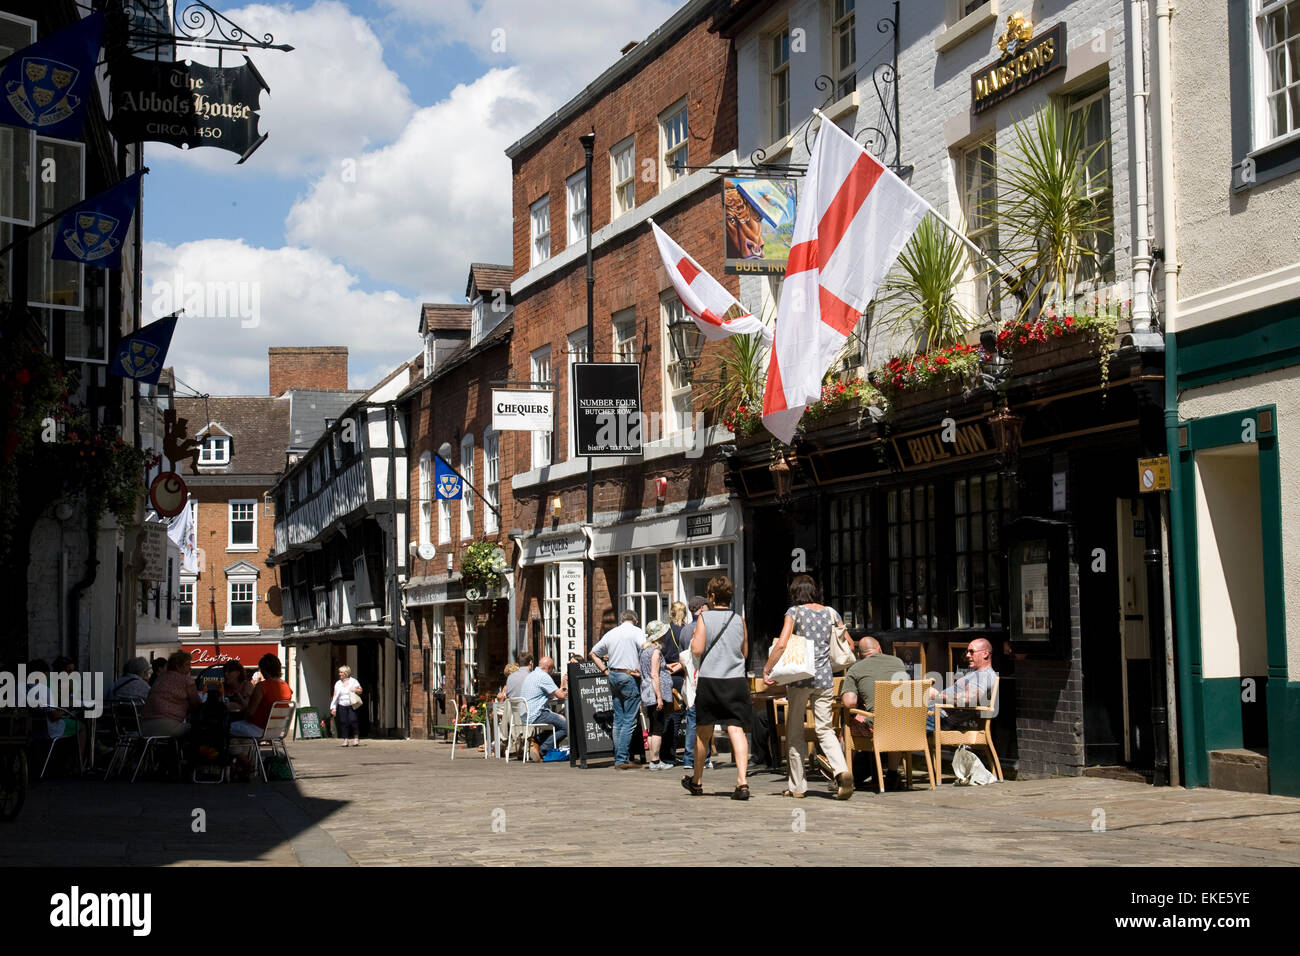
[931, 676, 1003, 783]
[844, 679, 936, 792]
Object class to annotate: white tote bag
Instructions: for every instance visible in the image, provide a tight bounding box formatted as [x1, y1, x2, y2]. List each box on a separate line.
[770, 632, 815, 685]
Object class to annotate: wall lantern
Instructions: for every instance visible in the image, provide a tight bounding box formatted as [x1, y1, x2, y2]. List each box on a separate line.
[666, 312, 706, 384]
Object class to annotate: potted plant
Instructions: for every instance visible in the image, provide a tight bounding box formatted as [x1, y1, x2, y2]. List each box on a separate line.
[875, 213, 981, 353]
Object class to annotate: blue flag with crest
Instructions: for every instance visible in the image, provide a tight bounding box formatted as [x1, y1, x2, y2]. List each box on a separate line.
[434, 456, 463, 500]
[0, 13, 104, 139]
[51, 171, 145, 270]
[110, 314, 178, 385]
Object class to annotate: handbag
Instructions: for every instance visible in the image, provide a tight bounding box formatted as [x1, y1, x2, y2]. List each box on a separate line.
[830, 613, 855, 672]
[347, 683, 363, 710]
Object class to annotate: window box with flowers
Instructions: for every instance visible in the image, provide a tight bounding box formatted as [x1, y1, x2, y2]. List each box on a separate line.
[877, 342, 985, 399]
[994, 297, 1126, 386]
[461, 540, 508, 603]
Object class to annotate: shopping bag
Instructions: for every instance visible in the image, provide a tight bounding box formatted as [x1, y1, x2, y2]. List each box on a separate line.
[769, 633, 815, 684]
[951, 744, 997, 785]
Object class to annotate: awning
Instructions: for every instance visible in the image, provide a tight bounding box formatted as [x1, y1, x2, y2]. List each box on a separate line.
[588, 499, 740, 556]
[516, 527, 591, 566]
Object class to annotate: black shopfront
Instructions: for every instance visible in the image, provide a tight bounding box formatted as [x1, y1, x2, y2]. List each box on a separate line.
[730, 340, 1170, 780]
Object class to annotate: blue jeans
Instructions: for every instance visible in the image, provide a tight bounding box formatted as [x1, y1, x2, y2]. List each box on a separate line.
[531, 709, 567, 755]
[607, 671, 640, 764]
[682, 706, 697, 768]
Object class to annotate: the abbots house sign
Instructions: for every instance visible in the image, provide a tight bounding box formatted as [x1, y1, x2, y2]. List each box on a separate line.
[971, 14, 1065, 114]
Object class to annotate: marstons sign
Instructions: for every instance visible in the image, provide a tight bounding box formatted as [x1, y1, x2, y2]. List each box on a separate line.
[971, 14, 1065, 114]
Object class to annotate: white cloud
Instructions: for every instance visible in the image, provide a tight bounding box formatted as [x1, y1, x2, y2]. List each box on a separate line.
[284, 67, 545, 291]
[146, 238, 420, 396]
[146, 1, 415, 177]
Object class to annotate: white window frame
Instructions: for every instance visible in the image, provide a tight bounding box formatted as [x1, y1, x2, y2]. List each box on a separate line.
[462, 611, 478, 696]
[438, 490, 452, 545]
[832, 0, 857, 100]
[530, 195, 551, 267]
[30, 136, 84, 315]
[621, 552, 663, 629]
[673, 543, 735, 604]
[961, 137, 998, 316]
[460, 434, 474, 539]
[770, 26, 792, 142]
[423, 333, 435, 378]
[659, 99, 689, 189]
[178, 574, 198, 634]
[226, 573, 259, 634]
[199, 435, 230, 465]
[429, 608, 446, 692]
[483, 428, 500, 534]
[530, 345, 553, 469]
[566, 169, 588, 246]
[610, 136, 636, 217]
[566, 329, 590, 458]
[1065, 89, 1114, 287]
[543, 563, 562, 664]
[418, 452, 432, 546]
[661, 293, 694, 435]
[1253, 0, 1300, 147]
[612, 309, 637, 364]
[228, 499, 257, 552]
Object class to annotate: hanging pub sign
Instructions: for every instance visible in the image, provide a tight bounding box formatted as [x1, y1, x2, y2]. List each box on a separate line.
[971, 15, 1066, 115]
[573, 363, 642, 457]
[890, 416, 998, 470]
[108, 55, 269, 162]
[723, 177, 797, 274]
[492, 388, 554, 432]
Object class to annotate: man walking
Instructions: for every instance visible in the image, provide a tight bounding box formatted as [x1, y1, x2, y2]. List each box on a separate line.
[589, 610, 647, 769]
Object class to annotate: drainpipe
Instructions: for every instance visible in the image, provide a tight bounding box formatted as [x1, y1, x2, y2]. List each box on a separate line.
[1127, 0, 1155, 338]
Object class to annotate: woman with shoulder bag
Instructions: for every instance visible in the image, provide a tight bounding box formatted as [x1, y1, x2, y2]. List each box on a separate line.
[763, 574, 853, 800]
[330, 665, 362, 747]
[639, 621, 675, 770]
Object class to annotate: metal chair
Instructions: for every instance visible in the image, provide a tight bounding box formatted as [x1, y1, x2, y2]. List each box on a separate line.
[449, 699, 487, 760]
[503, 698, 558, 763]
[243, 701, 296, 781]
[104, 699, 143, 781]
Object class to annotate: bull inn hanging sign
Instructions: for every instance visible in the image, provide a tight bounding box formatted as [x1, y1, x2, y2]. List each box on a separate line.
[971, 14, 1066, 115]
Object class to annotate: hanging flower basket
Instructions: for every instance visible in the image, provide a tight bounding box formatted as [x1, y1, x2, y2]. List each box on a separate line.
[461, 540, 508, 600]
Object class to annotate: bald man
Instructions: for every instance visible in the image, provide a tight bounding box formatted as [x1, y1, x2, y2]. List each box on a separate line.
[840, 637, 908, 789]
[927, 638, 997, 731]
[519, 656, 569, 760]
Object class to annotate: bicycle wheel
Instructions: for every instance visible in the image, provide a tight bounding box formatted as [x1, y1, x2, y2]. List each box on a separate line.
[0, 747, 28, 821]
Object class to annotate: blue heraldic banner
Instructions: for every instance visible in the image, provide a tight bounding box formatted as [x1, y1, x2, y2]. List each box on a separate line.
[0, 13, 103, 139]
[52, 171, 145, 270]
[111, 314, 178, 385]
[434, 456, 463, 500]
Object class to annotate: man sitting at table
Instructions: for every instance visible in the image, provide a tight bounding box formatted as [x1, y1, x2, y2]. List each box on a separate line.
[498, 652, 534, 702]
[230, 654, 293, 741]
[519, 656, 568, 761]
[840, 637, 907, 790]
[927, 638, 997, 731]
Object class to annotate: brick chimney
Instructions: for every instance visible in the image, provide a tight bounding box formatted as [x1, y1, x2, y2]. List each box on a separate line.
[268, 347, 349, 396]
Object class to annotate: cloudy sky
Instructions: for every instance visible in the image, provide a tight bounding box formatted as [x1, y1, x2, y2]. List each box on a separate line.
[148, 0, 682, 396]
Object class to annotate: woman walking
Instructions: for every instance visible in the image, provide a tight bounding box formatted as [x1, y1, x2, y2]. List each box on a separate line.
[764, 574, 853, 799]
[682, 575, 752, 800]
[639, 621, 675, 770]
[330, 665, 362, 747]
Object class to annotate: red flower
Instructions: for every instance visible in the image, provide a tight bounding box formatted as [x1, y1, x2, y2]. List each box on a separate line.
[1065, 316, 1074, 326]
[15, 369, 30, 385]
[936, 356, 948, 365]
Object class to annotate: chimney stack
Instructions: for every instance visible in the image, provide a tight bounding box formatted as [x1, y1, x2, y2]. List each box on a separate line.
[268, 346, 349, 396]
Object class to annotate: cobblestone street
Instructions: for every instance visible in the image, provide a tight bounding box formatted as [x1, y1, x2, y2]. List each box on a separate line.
[6, 739, 1300, 867]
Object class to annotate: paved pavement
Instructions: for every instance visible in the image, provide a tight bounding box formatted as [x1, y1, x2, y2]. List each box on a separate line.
[5, 738, 1300, 866]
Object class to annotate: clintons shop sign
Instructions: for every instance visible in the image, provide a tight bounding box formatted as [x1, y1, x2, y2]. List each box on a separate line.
[182, 644, 280, 667]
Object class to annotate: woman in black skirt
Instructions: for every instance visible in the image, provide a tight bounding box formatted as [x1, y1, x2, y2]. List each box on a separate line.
[682, 574, 752, 800]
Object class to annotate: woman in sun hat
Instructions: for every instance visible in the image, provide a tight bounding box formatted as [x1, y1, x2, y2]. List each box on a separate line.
[638, 620, 676, 770]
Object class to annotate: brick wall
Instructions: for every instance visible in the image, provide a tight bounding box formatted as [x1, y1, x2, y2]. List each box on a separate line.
[189, 488, 281, 634]
[268, 346, 349, 396]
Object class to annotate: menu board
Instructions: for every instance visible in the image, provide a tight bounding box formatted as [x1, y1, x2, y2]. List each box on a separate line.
[565, 661, 614, 767]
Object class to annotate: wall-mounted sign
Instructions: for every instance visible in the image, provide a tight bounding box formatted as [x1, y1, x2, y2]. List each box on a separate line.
[686, 514, 713, 538]
[492, 388, 554, 432]
[148, 471, 188, 517]
[558, 561, 585, 660]
[971, 17, 1066, 114]
[573, 363, 642, 457]
[139, 520, 169, 581]
[109, 55, 269, 161]
[182, 643, 280, 667]
[723, 178, 797, 274]
[519, 531, 588, 566]
[891, 418, 997, 470]
[1137, 455, 1171, 493]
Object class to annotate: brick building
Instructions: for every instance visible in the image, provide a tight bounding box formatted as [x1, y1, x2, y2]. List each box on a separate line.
[503, 0, 745, 664]
[401, 266, 514, 734]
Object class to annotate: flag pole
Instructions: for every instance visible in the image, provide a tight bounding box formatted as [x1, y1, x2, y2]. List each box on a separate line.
[810, 109, 1007, 282]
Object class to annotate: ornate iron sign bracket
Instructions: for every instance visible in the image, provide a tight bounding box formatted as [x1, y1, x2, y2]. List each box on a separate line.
[117, 0, 294, 59]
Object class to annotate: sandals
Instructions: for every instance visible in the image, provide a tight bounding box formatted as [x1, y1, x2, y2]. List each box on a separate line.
[781, 789, 806, 798]
[731, 784, 750, 801]
[681, 775, 704, 796]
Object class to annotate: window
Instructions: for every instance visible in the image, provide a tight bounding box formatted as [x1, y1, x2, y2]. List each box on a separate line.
[228, 580, 255, 630]
[530, 195, 551, 267]
[460, 434, 474, 539]
[423, 334, 434, 378]
[199, 435, 230, 465]
[1067, 90, 1114, 284]
[662, 294, 695, 433]
[962, 138, 998, 314]
[828, 494, 871, 629]
[1255, 0, 1300, 144]
[954, 472, 1009, 628]
[676, 544, 733, 604]
[228, 500, 256, 550]
[833, 0, 857, 99]
[438, 485, 451, 544]
[621, 552, 662, 629]
[462, 612, 478, 696]
[429, 608, 445, 692]
[610, 137, 636, 217]
[566, 170, 587, 246]
[178, 579, 195, 631]
[483, 429, 500, 534]
[771, 27, 791, 141]
[0, 16, 34, 309]
[30, 137, 83, 312]
[543, 564, 562, 663]
[567, 329, 590, 457]
[418, 452, 432, 546]
[612, 309, 637, 364]
[530, 346, 553, 469]
[660, 100, 689, 188]
[888, 484, 938, 630]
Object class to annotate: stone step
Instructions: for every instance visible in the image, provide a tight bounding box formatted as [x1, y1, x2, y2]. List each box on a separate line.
[1208, 748, 1269, 794]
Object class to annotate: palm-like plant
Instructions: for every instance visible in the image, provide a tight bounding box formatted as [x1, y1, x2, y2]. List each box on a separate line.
[993, 102, 1111, 319]
[701, 299, 773, 416]
[875, 213, 979, 353]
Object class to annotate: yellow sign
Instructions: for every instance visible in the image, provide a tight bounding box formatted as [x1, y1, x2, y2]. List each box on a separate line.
[971, 19, 1066, 114]
[1137, 456, 1171, 493]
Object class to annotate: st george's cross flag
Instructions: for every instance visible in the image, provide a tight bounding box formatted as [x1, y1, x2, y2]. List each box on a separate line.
[650, 221, 773, 344]
[0, 13, 104, 139]
[761, 118, 928, 444]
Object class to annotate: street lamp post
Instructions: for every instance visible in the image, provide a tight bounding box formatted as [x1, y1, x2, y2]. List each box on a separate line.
[580, 131, 595, 655]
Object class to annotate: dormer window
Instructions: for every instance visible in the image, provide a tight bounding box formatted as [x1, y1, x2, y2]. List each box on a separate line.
[199, 436, 230, 465]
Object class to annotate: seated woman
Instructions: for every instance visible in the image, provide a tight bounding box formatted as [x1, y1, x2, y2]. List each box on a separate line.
[222, 660, 252, 717]
[230, 654, 293, 740]
[141, 650, 202, 738]
[109, 657, 152, 702]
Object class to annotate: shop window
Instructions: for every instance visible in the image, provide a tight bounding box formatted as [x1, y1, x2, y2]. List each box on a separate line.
[622, 552, 663, 627]
[828, 494, 871, 629]
[888, 483, 939, 629]
[954, 472, 1009, 628]
[676, 543, 732, 603]
[543, 564, 561, 663]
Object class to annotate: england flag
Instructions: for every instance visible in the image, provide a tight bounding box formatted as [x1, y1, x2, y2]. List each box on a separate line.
[650, 220, 772, 344]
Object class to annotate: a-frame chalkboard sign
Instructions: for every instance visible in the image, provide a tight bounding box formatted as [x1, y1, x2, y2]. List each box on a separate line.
[566, 661, 615, 768]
